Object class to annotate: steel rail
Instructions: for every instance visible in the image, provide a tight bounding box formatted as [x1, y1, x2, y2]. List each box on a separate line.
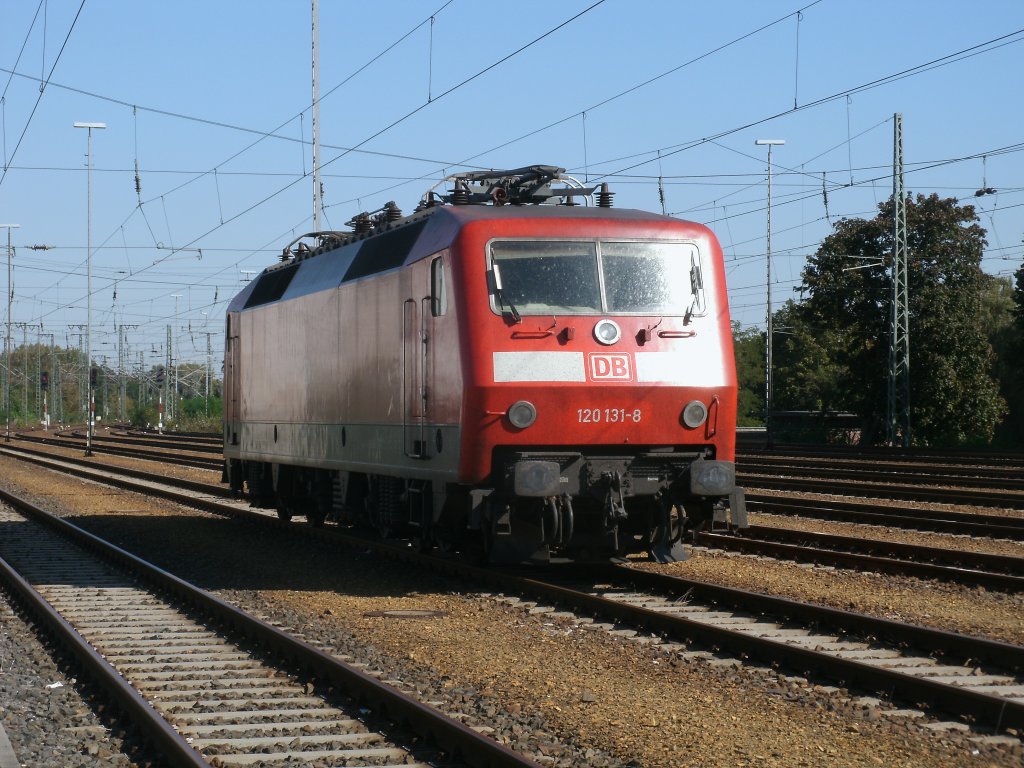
[0, 486, 541, 768]
[737, 452, 1024, 483]
[0, 517, 212, 766]
[7, 443, 1023, 589]
[736, 440, 1024, 466]
[125, 427, 222, 442]
[739, 473, 1024, 509]
[75, 430, 222, 455]
[599, 564, 1024, 670]
[8, 435, 222, 471]
[732, 524, 1024, 574]
[740, 460, 1024, 491]
[694, 531, 1024, 592]
[484, 563, 1024, 732]
[747, 495, 1024, 540]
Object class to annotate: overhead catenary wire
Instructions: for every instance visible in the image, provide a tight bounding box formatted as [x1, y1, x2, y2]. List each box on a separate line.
[7, 0, 481, 353]
[580, 29, 1024, 185]
[6, 6, 1023, 362]
[0, 0, 86, 189]
[38, 0, 611, 332]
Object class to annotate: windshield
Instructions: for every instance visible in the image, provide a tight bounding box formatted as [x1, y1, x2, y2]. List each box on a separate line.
[489, 239, 703, 316]
[491, 241, 602, 314]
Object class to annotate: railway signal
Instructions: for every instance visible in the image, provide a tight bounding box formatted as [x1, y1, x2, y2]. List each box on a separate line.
[40, 370, 49, 431]
[155, 365, 165, 433]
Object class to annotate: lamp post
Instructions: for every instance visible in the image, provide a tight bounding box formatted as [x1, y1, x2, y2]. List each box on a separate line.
[2, 223, 19, 442]
[74, 121, 106, 456]
[755, 139, 784, 450]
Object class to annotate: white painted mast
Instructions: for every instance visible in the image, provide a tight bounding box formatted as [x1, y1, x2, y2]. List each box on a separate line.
[311, 0, 322, 232]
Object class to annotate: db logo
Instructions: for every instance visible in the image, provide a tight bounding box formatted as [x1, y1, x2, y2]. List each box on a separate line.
[588, 353, 632, 381]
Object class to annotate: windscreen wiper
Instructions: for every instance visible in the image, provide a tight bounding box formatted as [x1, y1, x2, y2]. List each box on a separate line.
[491, 264, 522, 323]
[497, 289, 522, 323]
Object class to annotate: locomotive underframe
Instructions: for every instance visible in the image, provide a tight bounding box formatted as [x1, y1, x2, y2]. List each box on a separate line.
[483, 447, 744, 562]
[225, 445, 746, 564]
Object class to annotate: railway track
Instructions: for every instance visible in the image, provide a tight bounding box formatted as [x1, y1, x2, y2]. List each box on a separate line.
[738, 471, 1024, 509]
[735, 436, 1024, 467]
[0, 487, 537, 767]
[99, 429, 223, 454]
[747, 493, 1024, 540]
[21, 429, 1024, 518]
[739, 458, 1024, 491]
[510, 563, 1024, 732]
[12, 432, 222, 471]
[124, 427, 222, 443]
[694, 527, 1024, 592]
[2, 445, 1022, 735]
[5, 442, 1021, 593]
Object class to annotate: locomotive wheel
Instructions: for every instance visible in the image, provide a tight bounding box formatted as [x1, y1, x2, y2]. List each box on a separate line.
[416, 529, 434, 554]
[434, 533, 456, 554]
[308, 470, 332, 528]
[472, 507, 496, 565]
[682, 501, 715, 539]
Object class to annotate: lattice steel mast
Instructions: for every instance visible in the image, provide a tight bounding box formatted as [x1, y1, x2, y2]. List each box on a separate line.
[886, 113, 911, 447]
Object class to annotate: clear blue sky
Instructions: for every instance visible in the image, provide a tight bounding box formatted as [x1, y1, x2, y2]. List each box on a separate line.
[2, 0, 1022, 367]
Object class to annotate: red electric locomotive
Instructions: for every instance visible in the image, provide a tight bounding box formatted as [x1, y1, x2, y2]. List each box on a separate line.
[223, 166, 746, 563]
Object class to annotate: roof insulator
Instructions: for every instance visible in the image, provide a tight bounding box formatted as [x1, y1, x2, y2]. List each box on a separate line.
[597, 182, 614, 208]
[452, 180, 471, 206]
[353, 213, 373, 234]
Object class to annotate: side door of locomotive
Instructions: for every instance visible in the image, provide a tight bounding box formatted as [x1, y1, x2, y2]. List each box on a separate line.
[402, 292, 425, 458]
[402, 253, 447, 459]
[225, 312, 241, 445]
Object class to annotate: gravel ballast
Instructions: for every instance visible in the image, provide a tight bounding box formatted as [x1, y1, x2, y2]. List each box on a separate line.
[0, 587, 145, 767]
[0, 455, 1022, 767]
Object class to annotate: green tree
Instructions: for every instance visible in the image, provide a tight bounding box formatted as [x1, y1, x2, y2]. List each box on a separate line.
[773, 299, 844, 413]
[732, 322, 765, 426]
[1013, 253, 1024, 374]
[999, 253, 1024, 447]
[796, 193, 1005, 446]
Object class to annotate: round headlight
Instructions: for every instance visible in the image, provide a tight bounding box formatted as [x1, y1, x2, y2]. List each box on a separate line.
[593, 319, 621, 345]
[681, 400, 708, 429]
[507, 400, 537, 429]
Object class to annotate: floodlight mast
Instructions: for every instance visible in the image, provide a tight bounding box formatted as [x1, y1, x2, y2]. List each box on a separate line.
[74, 121, 106, 456]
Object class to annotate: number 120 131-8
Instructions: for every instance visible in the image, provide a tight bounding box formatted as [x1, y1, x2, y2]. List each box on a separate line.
[577, 408, 642, 424]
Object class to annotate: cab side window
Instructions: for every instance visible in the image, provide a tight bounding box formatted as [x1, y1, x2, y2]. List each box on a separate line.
[430, 255, 447, 317]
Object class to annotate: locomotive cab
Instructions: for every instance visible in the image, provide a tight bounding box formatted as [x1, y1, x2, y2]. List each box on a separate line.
[450, 209, 746, 563]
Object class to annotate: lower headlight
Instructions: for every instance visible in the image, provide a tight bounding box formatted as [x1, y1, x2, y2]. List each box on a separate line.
[681, 400, 708, 428]
[507, 400, 537, 429]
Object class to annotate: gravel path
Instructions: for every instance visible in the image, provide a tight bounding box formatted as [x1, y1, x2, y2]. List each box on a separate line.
[1, 455, 1022, 766]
